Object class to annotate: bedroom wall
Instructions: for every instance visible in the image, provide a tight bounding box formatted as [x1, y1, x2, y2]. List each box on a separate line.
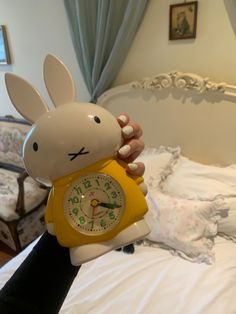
[114, 0, 236, 87]
[1, 0, 236, 117]
[0, 0, 90, 118]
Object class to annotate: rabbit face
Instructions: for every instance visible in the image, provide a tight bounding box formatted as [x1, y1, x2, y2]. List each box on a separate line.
[23, 103, 122, 186]
[5, 54, 123, 186]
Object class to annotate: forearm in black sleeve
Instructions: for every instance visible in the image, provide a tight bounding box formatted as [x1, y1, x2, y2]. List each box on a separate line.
[0, 231, 81, 314]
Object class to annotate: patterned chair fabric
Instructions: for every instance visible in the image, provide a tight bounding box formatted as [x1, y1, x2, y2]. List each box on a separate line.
[0, 116, 49, 251]
[0, 119, 28, 169]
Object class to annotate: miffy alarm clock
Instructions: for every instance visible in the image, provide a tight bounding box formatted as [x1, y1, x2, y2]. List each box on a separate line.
[5, 54, 150, 265]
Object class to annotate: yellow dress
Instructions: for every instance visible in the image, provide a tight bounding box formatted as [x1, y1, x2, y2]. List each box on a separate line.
[45, 158, 148, 247]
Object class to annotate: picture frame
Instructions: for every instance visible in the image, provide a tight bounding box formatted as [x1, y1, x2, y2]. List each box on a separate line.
[0, 25, 11, 64]
[169, 1, 198, 40]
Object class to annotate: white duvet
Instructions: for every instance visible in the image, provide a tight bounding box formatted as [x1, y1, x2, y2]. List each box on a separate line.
[1, 236, 236, 314]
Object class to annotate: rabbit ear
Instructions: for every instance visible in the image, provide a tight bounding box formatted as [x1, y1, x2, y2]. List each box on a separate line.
[5, 73, 49, 123]
[43, 54, 76, 107]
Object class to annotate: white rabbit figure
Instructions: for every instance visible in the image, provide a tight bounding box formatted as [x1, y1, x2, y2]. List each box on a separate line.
[5, 54, 150, 265]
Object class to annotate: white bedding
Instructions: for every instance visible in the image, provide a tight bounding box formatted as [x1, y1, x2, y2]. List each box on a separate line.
[1, 236, 236, 314]
[1, 147, 236, 313]
[62, 237, 236, 314]
[60, 148, 235, 314]
[1, 146, 236, 314]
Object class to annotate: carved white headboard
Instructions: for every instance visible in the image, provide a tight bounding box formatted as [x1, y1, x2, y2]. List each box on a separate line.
[98, 71, 236, 166]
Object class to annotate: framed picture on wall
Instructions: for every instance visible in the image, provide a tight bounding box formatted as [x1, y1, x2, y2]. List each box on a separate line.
[169, 1, 198, 40]
[0, 25, 11, 64]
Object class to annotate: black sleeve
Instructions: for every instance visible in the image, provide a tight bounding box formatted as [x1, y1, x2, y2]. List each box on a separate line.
[0, 232, 81, 314]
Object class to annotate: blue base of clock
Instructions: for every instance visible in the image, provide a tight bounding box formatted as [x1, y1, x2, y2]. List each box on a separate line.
[118, 243, 135, 254]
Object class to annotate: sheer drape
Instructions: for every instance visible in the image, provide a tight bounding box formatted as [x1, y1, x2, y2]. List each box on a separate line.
[64, 0, 149, 102]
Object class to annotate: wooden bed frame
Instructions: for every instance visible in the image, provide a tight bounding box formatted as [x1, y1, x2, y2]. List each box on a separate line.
[98, 71, 236, 166]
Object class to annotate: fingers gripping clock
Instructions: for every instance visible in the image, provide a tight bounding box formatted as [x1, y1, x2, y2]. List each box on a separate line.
[64, 173, 125, 236]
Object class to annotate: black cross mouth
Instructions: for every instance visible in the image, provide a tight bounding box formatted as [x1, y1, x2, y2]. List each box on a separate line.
[68, 147, 89, 161]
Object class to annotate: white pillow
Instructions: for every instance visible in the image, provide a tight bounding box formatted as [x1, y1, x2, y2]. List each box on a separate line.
[144, 191, 229, 264]
[218, 198, 236, 242]
[161, 156, 236, 241]
[137, 146, 180, 188]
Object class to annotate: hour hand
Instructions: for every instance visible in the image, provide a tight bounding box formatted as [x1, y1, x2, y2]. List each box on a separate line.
[98, 202, 121, 209]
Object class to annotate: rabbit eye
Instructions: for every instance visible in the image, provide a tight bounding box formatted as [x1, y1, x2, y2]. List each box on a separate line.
[33, 142, 38, 152]
[94, 116, 101, 124]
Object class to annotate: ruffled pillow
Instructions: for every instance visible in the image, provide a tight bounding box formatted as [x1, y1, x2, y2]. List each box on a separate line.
[137, 146, 180, 188]
[144, 191, 229, 264]
[161, 156, 236, 199]
[161, 156, 236, 242]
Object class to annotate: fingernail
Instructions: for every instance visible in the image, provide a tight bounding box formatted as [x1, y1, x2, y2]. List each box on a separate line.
[118, 115, 128, 124]
[128, 163, 138, 171]
[122, 125, 134, 136]
[119, 145, 131, 156]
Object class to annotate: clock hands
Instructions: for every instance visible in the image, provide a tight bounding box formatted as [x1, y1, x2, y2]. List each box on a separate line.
[90, 199, 121, 210]
[98, 202, 121, 209]
[66, 173, 125, 235]
[89, 200, 120, 231]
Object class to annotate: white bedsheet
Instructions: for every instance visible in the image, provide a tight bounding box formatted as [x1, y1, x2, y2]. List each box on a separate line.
[1, 237, 236, 314]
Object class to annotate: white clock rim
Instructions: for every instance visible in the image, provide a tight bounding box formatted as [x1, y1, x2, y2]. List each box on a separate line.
[63, 172, 126, 236]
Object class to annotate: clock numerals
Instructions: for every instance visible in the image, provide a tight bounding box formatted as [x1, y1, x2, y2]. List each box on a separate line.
[64, 173, 125, 235]
[72, 208, 78, 215]
[73, 185, 82, 195]
[83, 180, 92, 189]
[105, 182, 111, 190]
[79, 216, 86, 225]
[100, 219, 106, 228]
[79, 210, 116, 231]
[109, 211, 115, 220]
[69, 196, 79, 205]
[111, 191, 117, 198]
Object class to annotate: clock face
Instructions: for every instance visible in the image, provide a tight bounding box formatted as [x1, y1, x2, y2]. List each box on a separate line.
[64, 173, 125, 235]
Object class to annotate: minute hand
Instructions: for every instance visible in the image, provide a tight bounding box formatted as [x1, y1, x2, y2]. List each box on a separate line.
[98, 202, 121, 209]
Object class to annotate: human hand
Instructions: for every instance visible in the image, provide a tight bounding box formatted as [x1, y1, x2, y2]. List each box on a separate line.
[117, 113, 145, 177]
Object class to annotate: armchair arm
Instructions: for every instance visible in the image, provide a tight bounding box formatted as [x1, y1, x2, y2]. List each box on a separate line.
[15, 170, 29, 217]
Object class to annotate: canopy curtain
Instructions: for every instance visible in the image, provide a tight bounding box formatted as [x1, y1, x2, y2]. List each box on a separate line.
[64, 0, 149, 103]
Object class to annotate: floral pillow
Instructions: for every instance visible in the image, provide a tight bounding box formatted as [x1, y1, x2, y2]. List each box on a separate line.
[144, 191, 229, 264]
[161, 156, 236, 242]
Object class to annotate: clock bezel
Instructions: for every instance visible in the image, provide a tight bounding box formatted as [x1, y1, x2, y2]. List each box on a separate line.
[64, 172, 126, 236]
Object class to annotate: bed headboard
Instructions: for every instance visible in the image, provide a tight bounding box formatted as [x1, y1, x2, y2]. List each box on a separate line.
[98, 71, 236, 166]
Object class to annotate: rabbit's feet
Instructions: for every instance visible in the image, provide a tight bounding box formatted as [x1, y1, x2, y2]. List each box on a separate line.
[70, 219, 150, 265]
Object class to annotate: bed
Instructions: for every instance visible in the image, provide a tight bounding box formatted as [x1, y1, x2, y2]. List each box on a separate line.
[1, 70, 236, 314]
